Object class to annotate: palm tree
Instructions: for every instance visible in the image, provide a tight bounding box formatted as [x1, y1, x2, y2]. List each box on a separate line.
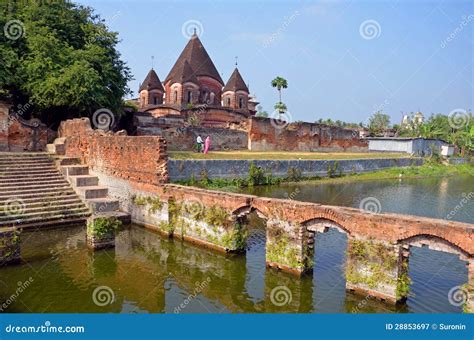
[271, 76, 288, 103]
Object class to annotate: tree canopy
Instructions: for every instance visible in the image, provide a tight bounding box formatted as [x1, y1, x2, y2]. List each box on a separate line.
[0, 1, 132, 125]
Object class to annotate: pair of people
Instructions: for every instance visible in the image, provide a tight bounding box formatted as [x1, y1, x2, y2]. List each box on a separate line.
[196, 135, 211, 154]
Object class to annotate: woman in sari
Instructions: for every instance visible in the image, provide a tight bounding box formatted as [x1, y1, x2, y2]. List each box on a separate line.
[203, 135, 211, 154]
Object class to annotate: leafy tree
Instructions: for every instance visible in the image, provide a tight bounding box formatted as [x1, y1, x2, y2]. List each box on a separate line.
[368, 111, 390, 136]
[271, 76, 288, 104]
[0, 1, 132, 126]
[274, 101, 287, 113]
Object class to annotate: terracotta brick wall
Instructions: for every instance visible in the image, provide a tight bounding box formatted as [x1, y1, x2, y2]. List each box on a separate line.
[248, 117, 368, 152]
[59, 118, 169, 184]
[0, 101, 52, 152]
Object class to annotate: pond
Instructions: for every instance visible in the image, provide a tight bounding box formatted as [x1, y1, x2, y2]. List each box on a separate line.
[0, 175, 471, 313]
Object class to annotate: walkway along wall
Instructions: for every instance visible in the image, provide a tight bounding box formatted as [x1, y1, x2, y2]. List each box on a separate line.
[59, 118, 474, 309]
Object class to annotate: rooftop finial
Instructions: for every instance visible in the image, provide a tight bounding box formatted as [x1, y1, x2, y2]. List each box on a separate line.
[151, 55, 154, 69]
[235, 56, 238, 67]
[193, 27, 197, 35]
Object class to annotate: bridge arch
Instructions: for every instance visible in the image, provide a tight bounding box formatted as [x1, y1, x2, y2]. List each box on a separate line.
[232, 205, 268, 220]
[398, 234, 471, 261]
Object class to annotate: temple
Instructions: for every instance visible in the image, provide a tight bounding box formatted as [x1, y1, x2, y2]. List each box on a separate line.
[137, 32, 258, 127]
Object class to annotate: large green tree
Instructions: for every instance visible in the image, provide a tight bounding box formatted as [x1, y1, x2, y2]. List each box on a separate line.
[0, 1, 132, 125]
[368, 111, 391, 136]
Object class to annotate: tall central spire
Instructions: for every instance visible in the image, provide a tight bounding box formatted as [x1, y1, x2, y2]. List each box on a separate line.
[165, 34, 223, 85]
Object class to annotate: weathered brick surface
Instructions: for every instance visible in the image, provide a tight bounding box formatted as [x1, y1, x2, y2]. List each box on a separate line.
[163, 185, 474, 257]
[59, 118, 168, 184]
[248, 117, 368, 152]
[0, 102, 52, 152]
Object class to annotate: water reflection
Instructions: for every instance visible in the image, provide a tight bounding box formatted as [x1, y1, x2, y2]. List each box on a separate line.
[0, 219, 467, 313]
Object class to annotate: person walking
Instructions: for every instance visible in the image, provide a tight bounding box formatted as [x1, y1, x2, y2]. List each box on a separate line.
[196, 135, 203, 153]
[203, 135, 211, 154]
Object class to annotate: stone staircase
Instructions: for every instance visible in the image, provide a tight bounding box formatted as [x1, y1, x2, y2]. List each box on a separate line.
[0, 152, 90, 229]
[47, 139, 130, 223]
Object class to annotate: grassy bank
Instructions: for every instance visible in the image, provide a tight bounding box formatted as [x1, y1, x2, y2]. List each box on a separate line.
[169, 150, 407, 160]
[174, 160, 474, 191]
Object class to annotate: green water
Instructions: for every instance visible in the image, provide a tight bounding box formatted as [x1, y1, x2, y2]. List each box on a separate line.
[0, 175, 471, 313]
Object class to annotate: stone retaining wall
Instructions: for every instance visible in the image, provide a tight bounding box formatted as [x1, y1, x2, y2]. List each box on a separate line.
[168, 157, 423, 181]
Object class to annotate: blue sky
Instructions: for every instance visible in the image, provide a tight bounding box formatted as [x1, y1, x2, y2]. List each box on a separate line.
[79, 0, 472, 125]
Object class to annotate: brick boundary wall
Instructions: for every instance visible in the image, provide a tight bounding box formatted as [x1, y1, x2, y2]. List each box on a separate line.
[248, 117, 368, 152]
[59, 118, 168, 184]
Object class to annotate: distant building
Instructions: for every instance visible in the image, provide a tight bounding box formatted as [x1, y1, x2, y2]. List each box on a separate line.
[365, 137, 453, 156]
[136, 32, 255, 127]
[401, 112, 424, 129]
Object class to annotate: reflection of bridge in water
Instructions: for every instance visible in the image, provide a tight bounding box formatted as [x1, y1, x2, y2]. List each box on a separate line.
[18, 223, 467, 313]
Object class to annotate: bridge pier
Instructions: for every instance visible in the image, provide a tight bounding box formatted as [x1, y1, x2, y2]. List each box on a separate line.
[0, 227, 20, 265]
[265, 219, 312, 275]
[466, 258, 474, 313]
[86, 215, 121, 250]
[345, 237, 409, 304]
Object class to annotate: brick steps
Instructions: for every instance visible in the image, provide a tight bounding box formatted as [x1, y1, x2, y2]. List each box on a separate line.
[47, 137, 130, 223]
[0, 152, 91, 228]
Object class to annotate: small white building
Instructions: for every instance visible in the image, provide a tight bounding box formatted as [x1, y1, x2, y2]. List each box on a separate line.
[365, 137, 453, 157]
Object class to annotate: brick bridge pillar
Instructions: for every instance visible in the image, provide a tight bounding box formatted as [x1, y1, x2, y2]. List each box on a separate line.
[265, 219, 312, 275]
[345, 237, 409, 305]
[466, 258, 474, 313]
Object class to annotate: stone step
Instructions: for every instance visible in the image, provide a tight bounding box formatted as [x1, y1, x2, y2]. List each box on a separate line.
[68, 175, 99, 187]
[0, 211, 90, 227]
[54, 137, 67, 144]
[77, 186, 108, 199]
[0, 192, 79, 204]
[0, 169, 59, 177]
[0, 183, 72, 195]
[0, 202, 89, 218]
[17, 217, 88, 231]
[46, 143, 65, 155]
[2, 197, 84, 209]
[0, 157, 52, 162]
[53, 157, 80, 166]
[94, 211, 131, 225]
[0, 165, 57, 172]
[86, 198, 120, 213]
[0, 187, 75, 200]
[0, 179, 69, 188]
[61, 165, 89, 176]
[0, 160, 53, 166]
[0, 174, 65, 182]
[0, 204, 89, 219]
